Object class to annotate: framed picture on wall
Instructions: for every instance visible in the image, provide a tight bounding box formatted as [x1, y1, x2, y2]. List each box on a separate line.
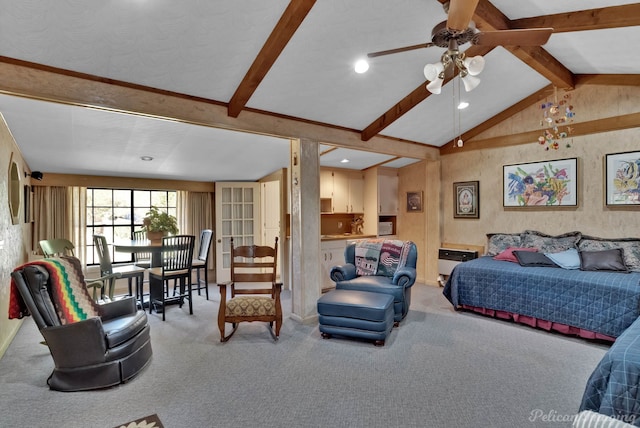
[605, 150, 640, 206]
[406, 191, 423, 212]
[453, 181, 479, 218]
[503, 157, 578, 207]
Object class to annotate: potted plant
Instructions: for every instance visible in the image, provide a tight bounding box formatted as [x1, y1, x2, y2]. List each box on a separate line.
[142, 206, 179, 243]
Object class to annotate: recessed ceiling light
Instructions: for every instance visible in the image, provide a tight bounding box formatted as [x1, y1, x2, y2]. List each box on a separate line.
[354, 59, 369, 74]
[340, 158, 350, 163]
[458, 101, 469, 109]
[140, 156, 154, 161]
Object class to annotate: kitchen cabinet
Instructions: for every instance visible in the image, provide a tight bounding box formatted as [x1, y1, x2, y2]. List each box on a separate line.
[320, 168, 365, 213]
[320, 169, 333, 199]
[320, 239, 346, 292]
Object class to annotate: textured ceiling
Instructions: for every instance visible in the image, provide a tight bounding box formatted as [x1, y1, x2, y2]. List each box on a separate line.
[0, 0, 638, 181]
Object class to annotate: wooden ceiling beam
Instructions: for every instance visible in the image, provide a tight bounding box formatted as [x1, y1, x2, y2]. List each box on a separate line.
[511, 4, 640, 33]
[227, 0, 315, 118]
[576, 74, 640, 87]
[509, 46, 575, 89]
[440, 111, 640, 155]
[471, 1, 575, 89]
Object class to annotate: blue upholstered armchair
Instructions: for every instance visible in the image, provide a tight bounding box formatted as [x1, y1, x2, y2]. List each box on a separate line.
[330, 240, 417, 323]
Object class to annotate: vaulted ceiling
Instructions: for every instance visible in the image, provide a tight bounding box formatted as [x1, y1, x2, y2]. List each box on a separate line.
[0, 1, 638, 181]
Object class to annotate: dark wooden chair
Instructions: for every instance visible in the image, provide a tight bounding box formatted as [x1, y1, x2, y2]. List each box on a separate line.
[217, 237, 282, 342]
[191, 229, 213, 299]
[132, 230, 152, 269]
[93, 234, 146, 306]
[148, 235, 195, 321]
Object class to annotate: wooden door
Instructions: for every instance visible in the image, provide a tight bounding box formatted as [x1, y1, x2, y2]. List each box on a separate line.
[261, 180, 281, 280]
[215, 182, 261, 283]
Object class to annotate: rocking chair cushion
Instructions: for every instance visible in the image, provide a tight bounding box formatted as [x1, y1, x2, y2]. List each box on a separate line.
[226, 296, 276, 317]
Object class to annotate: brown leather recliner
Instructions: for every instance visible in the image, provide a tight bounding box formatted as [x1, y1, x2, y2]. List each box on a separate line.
[11, 264, 153, 392]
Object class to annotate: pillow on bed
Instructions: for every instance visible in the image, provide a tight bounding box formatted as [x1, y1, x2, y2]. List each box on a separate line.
[513, 251, 558, 268]
[579, 248, 629, 273]
[545, 248, 581, 270]
[486, 233, 522, 256]
[522, 230, 581, 253]
[578, 235, 640, 272]
[493, 247, 537, 263]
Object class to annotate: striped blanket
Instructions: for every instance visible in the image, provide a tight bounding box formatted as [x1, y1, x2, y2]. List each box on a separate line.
[9, 256, 100, 324]
[355, 239, 412, 277]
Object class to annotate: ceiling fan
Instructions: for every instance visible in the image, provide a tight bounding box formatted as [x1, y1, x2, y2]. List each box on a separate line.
[367, 0, 554, 93]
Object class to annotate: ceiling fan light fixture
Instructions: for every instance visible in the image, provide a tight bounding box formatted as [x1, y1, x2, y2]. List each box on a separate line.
[426, 77, 444, 94]
[461, 74, 481, 92]
[423, 62, 444, 81]
[463, 55, 485, 76]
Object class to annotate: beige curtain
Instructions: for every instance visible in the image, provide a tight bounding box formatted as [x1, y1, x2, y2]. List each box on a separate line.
[67, 186, 87, 266]
[178, 190, 214, 269]
[32, 186, 87, 265]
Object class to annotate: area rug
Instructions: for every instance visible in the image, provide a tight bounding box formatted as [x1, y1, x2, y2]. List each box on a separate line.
[114, 414, 164, 428]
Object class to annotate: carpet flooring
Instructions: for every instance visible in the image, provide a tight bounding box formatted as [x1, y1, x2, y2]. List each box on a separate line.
[0, 284, 610, 428]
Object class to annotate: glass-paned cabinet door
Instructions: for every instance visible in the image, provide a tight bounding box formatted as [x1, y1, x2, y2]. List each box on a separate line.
[215, 182, 260, 283]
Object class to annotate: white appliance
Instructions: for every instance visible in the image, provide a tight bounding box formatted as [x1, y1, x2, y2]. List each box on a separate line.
[378, 221, 394, 236]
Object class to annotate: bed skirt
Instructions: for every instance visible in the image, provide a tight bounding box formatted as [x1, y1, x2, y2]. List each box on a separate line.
[461, 304, 616, 342]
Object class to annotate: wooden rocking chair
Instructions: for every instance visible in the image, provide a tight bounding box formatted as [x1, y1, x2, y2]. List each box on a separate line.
[217, 237, 282, 342]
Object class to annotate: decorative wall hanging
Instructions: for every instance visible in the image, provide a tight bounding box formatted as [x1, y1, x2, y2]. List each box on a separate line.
[453, 181, 479, 218]
[538, 88, 575, 150]
[605, 151, 640, 206]
[7, 152, 21, 225]
[406, 191, 423, 212]
[503, 158, 578, 207]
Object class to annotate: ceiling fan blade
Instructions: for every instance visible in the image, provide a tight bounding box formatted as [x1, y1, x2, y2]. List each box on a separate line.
[367, 42, 434, 58]
[446, 0, 480, 32]
[472, 28, 554, 47]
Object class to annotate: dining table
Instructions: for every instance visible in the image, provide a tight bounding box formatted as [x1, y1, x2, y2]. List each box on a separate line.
[113, 239, 165, 309]
[113, 238, 192, 313]
[113, 239, 163, 268]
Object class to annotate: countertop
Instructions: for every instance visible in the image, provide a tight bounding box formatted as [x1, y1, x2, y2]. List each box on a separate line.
[320, 234, 376, 241]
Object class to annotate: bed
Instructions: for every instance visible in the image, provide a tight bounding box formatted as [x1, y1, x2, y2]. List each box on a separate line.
[443, 256, 640, 340]
[579, 316, 640, 426]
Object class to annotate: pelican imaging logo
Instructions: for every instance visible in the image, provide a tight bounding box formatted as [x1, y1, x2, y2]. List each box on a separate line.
[529, 409, 636, 425]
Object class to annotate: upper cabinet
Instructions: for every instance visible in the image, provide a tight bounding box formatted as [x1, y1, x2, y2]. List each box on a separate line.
[320, 168, 364, 214]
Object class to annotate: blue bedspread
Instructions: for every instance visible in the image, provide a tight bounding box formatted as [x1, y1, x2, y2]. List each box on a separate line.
[443, 256, 640, 338]
[580, 317, 640, 426]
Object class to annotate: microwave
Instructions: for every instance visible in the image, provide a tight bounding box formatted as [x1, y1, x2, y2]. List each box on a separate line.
[378, 221, 394, 236]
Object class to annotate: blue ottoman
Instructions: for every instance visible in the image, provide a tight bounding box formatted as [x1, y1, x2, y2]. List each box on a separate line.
[317, 289, 395, 346]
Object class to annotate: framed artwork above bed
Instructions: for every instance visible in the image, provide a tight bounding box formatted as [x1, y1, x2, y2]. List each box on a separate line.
[605, 150, 640, 206]
[503, 157, 578, 208]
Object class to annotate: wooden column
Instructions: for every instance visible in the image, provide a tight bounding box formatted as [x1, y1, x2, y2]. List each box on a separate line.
[289, 138, 322, 323]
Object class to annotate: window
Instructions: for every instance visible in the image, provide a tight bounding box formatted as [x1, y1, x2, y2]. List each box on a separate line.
[86, 189, 177, 265]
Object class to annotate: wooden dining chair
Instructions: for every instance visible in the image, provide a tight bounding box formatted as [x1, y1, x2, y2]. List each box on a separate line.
[148, 235, 195, 321]
[191, 229, 213, 300]
[217, 237, 282, 342]
[132, 230, 152, 269]
[93, 234, 146, 305]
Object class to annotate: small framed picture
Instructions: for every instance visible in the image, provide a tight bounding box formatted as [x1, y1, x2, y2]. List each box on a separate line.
[605, 151, 640, 206]
[406, 191, 423, 212]
[454, 181, 479, 219]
